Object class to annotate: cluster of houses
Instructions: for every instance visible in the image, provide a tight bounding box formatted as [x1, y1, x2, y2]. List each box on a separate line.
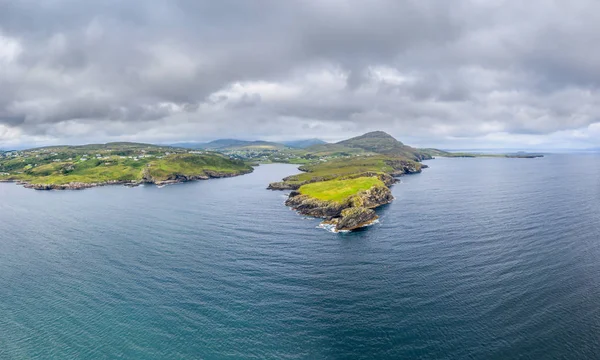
[222, 149, 293, 162]
[0, 151, 22, 158]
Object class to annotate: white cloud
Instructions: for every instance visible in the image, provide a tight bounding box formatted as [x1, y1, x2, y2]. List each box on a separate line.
[0, 34, 21, 63]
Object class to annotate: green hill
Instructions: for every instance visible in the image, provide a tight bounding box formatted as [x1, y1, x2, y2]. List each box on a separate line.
[300, 131, 431, 161]
[336, 131, 432, 161]
[0, 143, 252, 189]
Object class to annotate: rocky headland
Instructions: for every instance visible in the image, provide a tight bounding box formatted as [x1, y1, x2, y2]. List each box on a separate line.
[284, 181, 395, 232]
[265, 131, 438, 231]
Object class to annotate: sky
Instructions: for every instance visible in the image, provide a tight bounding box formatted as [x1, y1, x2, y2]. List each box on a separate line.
[1, 0, 600, 150]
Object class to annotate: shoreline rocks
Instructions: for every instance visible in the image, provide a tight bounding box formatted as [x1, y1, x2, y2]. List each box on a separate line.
[268, 158, 429, 231]
[267, 182, 300, 190]
[284, 184, 394, 232]
[323, 208, 379, 231]
[14, 168, 254, 191]
[23, 180, 137, 190]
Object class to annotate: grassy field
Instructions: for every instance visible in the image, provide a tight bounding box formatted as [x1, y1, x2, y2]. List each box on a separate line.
[298, 177, 384, 202]
[145, 154, 251, 181]
[281, 155, 418, 185]
[0, 146, 252, 185]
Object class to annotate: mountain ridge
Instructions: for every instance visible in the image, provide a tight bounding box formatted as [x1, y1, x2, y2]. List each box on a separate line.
[303, 131, 435, 161]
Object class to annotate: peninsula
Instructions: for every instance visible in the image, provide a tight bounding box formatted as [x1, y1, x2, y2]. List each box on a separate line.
[1, 132, 543, 231]
[268, 131, 433, 232]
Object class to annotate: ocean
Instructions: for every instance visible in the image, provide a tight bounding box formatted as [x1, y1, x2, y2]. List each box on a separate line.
[1, 155, 600, 359]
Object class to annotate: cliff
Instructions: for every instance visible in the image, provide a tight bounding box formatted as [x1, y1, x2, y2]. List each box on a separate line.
[285, 182, 394, 231]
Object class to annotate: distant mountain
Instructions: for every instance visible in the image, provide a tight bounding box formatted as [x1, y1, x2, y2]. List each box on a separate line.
[305, 131, 434, 161]
[338, 131, 405, 152]
[202, 139, 254, 149]
[169, 142, 208, 149]
[32, 142, 174, 152]
[185, 138, 326, 150]
[208, 139, 286, 150]
[170, 139, 288, 150]
[282, 139, 327, 148]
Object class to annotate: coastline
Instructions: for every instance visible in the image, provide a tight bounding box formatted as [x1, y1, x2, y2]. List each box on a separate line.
[1, 168, 254, 191]
[275, 167, 419, 232]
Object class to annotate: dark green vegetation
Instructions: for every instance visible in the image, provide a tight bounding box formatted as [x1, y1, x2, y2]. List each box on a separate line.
[335, 131, 433, 161]
[0, 143, 252, 189]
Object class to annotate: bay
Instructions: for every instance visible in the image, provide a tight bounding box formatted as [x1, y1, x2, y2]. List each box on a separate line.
[1, 155, 600, 359]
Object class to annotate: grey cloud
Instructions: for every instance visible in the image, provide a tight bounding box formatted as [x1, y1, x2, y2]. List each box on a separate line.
[1, 0, 600, 148]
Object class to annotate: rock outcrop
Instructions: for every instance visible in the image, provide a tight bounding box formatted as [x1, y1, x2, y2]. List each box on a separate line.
[267, 181, 301, 190]
[325, 207, 379, 231]
[285, 184, 393, 232]
[285, 191, 347, 218]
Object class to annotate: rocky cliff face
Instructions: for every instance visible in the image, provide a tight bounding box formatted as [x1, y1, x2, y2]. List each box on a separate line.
[324, 207, 379, 231]
[267, 181, 300, 190]
[285, 184, 393, 231]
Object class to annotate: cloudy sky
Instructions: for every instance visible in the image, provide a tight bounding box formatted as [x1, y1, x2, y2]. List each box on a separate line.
[1, 0, 600, 149]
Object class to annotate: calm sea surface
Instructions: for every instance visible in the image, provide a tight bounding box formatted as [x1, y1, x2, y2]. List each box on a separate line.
[1, 155, 600, 359]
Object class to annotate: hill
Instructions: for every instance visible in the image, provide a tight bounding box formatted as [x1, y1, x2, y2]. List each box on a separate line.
[336, 131, 432, 161]
[300, 131, 432, 161]
[0, 142, 253, 190]
[195, 139, 287, 150]
[170, 138, 327, 150]
[31, 142, 177, 153]
[268, 130, 436, 231]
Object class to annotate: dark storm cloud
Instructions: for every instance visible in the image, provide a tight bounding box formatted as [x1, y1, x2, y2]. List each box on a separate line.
[1, 0, 600, 147]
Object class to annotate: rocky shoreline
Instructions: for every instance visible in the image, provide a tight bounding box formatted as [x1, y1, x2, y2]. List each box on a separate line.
[284, 183, 394, 232]
[4, 169, 254, 191]
[268, 159, 427, 231]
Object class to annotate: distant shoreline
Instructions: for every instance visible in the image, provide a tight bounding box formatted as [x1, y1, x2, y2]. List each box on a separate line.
[0, 169, 254, 191]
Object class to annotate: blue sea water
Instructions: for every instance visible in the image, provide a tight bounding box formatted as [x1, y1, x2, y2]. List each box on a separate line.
[1, 155, 600, 359]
